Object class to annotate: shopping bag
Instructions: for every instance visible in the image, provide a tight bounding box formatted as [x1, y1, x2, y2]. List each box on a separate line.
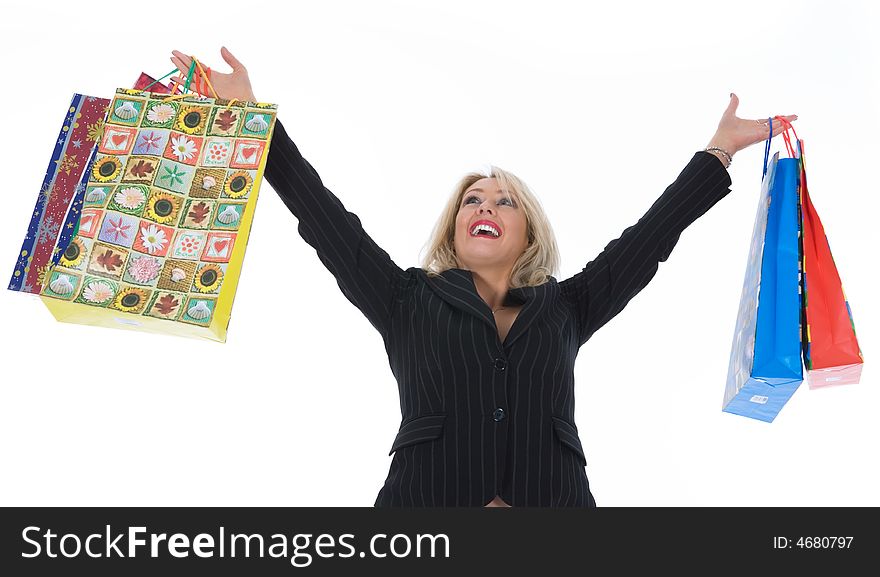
[8, 93, 110, 294]
[133, 72, 176, 94]
[798, 141, 864, 387]
[723, 130, 803, 422]
[10, 78, 278, 342]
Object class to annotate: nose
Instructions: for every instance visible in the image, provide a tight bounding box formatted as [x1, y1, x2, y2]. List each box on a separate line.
[478, 201, 494, 214]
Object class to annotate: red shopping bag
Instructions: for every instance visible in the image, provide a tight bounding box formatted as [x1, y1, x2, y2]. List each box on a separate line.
[799, 140, 863, 387]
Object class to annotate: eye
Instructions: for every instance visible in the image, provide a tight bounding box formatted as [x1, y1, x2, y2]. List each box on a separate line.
[463, 195, 516, 207]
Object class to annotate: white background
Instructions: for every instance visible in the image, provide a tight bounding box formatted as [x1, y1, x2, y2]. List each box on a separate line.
[1, 0, 877, 506]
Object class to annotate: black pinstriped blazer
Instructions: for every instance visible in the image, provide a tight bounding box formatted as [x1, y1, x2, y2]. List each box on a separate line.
[264, 120, 732, 507]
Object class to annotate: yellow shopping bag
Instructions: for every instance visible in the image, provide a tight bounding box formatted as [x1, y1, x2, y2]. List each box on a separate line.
[32, 86, 277, 342]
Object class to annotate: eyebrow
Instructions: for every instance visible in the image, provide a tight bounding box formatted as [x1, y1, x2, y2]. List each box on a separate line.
[465, 188, 510, 195]
[462, 188, 518, 206]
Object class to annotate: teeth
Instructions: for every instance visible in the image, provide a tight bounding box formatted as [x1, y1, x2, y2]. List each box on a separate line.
[471, 223, 500, 237]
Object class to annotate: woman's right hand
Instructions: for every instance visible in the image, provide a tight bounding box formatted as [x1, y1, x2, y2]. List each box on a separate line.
[169, 47, 258, 102]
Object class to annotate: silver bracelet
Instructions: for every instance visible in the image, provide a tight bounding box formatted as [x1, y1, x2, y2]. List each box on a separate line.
[704, 146, 733, 168]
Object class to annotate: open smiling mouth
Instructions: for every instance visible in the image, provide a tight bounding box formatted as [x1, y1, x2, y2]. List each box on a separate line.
[470, 223, 501, 238]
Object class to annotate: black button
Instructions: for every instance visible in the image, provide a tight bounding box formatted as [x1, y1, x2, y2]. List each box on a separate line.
[494, 358, 507, 371]
[493, 408, 505, 422]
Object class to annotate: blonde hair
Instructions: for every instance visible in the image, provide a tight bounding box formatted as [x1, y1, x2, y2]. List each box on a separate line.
[419, 165, 560, 288]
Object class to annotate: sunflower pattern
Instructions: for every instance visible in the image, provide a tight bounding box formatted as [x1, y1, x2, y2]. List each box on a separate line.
[92, 155, 123, 182]
[175, 105, 210, 135]
[222, 170, 254, 199]
[58, 236, 89, 269]
[143, 190, 183, 225]
[193, 263, 225, 293]
[109, 286, 150, 313]
[34, 88, 277, 330]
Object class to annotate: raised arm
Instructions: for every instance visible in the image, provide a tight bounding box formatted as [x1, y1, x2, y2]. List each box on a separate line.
[559, 151, 732, 347]
[558, 94, 798, 347]
[263, 120, 409, 339]
[168, 47, 409, 340]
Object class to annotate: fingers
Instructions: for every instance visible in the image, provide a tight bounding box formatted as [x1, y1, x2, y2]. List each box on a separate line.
[725, 92, 739, 117]
[170, 58, 187, 75]
[760, 121, 784, 135]
[170, 52, 191, 75]
[172, 47, 249, 77]
[168, 76, 184, 94]
[753, 114, 798, 134]
[221, 46, 246, 72]
[764, 119, 799, 139]
[772, 114, 798, 127]
[171, 50, 192, 68]
[774, 118, 796, 133]
[169, 59, 202, 91]
[171, 50, 191, 64]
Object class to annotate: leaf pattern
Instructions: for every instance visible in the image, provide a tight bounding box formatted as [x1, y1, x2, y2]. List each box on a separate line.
[215, 109, 237, 131]
[130, 160, 154, 178]
[96, 250, 123, 272]
[155, 293, 179, 315]
[188, 202, 211, 223]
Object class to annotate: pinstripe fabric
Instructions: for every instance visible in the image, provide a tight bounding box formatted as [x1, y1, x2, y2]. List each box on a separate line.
[264, 120, 733, 507]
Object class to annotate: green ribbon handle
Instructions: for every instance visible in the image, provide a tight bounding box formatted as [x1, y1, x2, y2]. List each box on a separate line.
[183, 59, 197, 93]
[141, 59, 198, 94]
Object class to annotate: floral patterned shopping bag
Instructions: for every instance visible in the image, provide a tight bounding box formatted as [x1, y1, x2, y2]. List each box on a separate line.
[10, 87, 278, 342]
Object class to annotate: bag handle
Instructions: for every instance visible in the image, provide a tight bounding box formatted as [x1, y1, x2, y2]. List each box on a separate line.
[141, 56, 239, 104]
[762, 116, 773, 177]
[138, 68, 181, 95]
[776, 115, 799, 157]
[762, 114, 801, 178]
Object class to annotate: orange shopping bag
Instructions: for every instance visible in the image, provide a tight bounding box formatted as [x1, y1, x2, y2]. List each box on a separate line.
[798, 140, 863, 387]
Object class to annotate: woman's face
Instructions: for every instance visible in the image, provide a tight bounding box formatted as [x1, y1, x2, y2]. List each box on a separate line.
[453, 177, 529, 273]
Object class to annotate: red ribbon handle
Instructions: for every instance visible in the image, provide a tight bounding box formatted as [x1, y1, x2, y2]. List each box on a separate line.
[773, 115, 799, 158]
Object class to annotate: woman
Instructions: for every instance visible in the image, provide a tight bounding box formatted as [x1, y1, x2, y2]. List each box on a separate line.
[170, 48, 797, 507]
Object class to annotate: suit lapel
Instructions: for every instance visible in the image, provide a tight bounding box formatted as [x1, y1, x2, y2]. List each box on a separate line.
[503, 278, 558, 348]
[419, 268, 496, 332]
[419, 268, 559, 348]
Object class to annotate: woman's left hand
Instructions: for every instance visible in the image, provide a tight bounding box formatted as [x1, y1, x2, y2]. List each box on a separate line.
[707, 93, 797, 155]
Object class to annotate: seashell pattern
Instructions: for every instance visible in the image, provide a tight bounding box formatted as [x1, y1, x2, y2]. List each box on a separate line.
[170, 267, 187, 282]
[217, 206, 241, 224]
[187, 300, 211, 320]
[202, 175, 216, 190]
[114, 101, 138, 120]
[86, 187, 107, 203]
[245, 114, 269, 133]
[49, 274, 74, 296]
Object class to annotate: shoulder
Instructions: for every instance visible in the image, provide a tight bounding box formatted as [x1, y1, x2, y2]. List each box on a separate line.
[392, 266, 425, 297]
